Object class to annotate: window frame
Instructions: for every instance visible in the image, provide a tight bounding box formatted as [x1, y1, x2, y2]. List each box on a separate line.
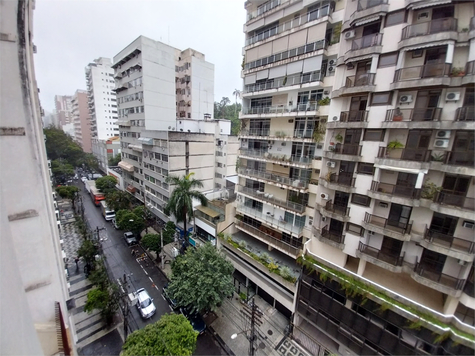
[370, 92, 393, 106]
[351, 193, 371, 207]
[385, 10, 406, 27]
[378, 52, 398, 68]
[363, 129, 385, 142]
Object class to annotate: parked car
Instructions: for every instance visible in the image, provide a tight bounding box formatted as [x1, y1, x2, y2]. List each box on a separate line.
[179, 306, 206, 335]
[81, 177, 88, 183]
[135, 288, 156, 319]
[162, 284, 180, 311]
[124, 232, 137, 246]
[111, 218, 120, 229]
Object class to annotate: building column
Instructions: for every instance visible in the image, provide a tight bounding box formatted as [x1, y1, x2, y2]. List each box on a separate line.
[357, 259, 366, 276]
[370, 55, 379, 73]
[443, 295, 459, 315]
[396, 51, 405, 70]
[415, 172, 425, 189]
[469, 39, 475, 61]
[374, 167, 381, 182]
[445, 42, 455, 64]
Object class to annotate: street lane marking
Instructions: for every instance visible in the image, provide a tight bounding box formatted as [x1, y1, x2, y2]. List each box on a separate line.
[148, 276, 153, 283]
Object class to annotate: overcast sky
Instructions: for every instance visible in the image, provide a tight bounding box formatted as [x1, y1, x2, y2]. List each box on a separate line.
[34, 0, 245, 113]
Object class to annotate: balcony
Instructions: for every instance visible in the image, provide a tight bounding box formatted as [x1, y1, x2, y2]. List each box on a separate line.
[243, 72, 323, 94]
[238, 168, 309, 191]
[463, 60, 475, 85]
[423, 227, 475, 258]
[241, 103, 318, 117]
[344, 34, 383, 62]
[333, 73, 376, 97]
[412, 261, 465, 296]
[313, 225, 345, 249]
[348, 0, 388, 27]
[363, 212, 412, 241]
[324, 144, 362, 161]
[369, 180, 421, 200]
[237, 186, 306, 214]
[383, 108, 442, 129]
[357, 242, 405, 272]
[322, 200, 351, 222]
[455, 107, 475, 122]
[391, 64, 451, 90]
[433, 192, 475, 216]
[328, 110, 368, 128]
[234, 220, 301, 258]
[239, 148, 313, 168]
[444, 151, 474, 168]
[399, 18, 458, 50]
[246, 0, 280, 22]
[376, 147, 431, 170]
[239, 128, 270, 137]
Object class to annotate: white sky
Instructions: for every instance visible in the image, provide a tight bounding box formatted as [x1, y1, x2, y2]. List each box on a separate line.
[34, 0, 245, 113]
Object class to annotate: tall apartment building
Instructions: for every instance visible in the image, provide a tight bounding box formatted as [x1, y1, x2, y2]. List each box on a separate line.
[0, 0, 74, 354]
[227, 0, 345, 319]
[114, 36, 236, 229]
[54, 94, 73, 128]
[72, 89, 92, 153]
[293, 1, 475, 355]
[85, 57, 119, 139]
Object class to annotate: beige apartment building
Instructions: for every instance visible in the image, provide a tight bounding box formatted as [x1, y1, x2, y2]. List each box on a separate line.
[72, 89, 92, 153]
[233, 0, 474, 355]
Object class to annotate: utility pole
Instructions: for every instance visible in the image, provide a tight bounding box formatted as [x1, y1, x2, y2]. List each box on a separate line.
[122, 273, 130, 339]
[241, 298, 262, 356]
[161, 231, 164, 269]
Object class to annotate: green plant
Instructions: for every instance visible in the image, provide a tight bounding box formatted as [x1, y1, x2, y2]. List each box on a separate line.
[279, 266, 292, 279]
[260, 252, 270, 263]
[387, 140, 404, 150]
[239, 240, 247, 249]
[313, 120, 326, 143]
[451, 67, 465, 76]
[461, 27, 469, 32]
[241, 56, 245, 70]
[239, 292, 247, 301]
[335, 133, 343, 143]
[268, 261, 279, 272]
[317, 97, 331, 106]
[431, 152, 445, 162]
[421, 180, 442, 200]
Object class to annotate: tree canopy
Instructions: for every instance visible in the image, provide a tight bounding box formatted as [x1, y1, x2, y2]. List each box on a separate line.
[105, 190, 133, 212]
[108, 153, 121, 166]
[115, 209, 144, 235]
[95, 176, 117, 194]
[141, 222, 176, 257]
[169, 243, 234, 313]
[213, 96, 241, 135]
[122, 313, 197, 356]
[55, 185, 79, 208]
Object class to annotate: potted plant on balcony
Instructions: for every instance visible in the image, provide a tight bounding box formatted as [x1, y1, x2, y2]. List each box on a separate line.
[421, 180, 442, 200]
[387, 140, 404, 150]
[335, 133, 343, 143]
[393, 108, 404, 121]
[451, 67, 465, 77]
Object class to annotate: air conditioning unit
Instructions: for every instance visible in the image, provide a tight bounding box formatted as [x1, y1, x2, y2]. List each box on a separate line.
[326, 161, 336, 168]
[436, 130, 451, 139]
[345, 30, 356, 40]
[320, 193, 330, 200]
[399, 95, 413, 104]
[329, 59, 336, 66]
[328, 66, 335, 73]
[332, 116, 339, 121]
[462, 221, 474, 229]
[445, 92, 460, 101]
[458, 259, 468, 266]
[433, 139, 449, 148]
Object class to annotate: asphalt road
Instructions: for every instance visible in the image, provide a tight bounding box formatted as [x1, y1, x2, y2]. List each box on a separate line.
[76, 179, 226, 355]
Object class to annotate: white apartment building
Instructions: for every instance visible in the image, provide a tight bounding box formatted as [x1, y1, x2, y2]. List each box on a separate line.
[85, 57, 119, 139]
[0, 0, 74, 354]
[114, 36, 237, 232]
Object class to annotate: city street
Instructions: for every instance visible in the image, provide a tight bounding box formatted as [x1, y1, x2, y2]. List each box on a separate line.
[76, 180, 226, 355]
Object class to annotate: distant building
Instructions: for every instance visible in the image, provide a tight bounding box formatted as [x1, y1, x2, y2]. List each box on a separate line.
[72, 89, 92, 153]
[92, 135, 121, 173]
[54, 94, 73, 128]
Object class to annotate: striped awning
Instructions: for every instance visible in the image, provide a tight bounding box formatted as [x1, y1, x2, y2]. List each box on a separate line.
[345, 54, 375, 63]
[402, 40, 454, 52]
[118, 161, 134, 172]
[355, 16, 381, 27]
[411, 0, 451, 10]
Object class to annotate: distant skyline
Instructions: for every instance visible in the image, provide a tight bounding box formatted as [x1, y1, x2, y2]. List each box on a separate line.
[34, 0, 245, 113]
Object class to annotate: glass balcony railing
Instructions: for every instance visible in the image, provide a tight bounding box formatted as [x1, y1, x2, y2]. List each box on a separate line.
[242, 103, 318, 115]
[350, 33, 383, 51]
[454, 107, 474, 122]
[364, 212, 413, 235]
[344, 73, 375, 87]
[339, 110, 368, 123]
[357, 0, 387, 11]
[239, 128, 270, 136]
[328, 173, 355, 187]
[238, 186, 306, 213]
[247, 0, 280, 21]
[358, 242, 405, 266]
[424, 227, 475, 254]
[370, 180, 421, 199]
[385, 108, 442, 122]
[394, 63, 451, 82]
[240, 148, 313, 165]
[244, 72, 322, 93]
[414, 260, 465, 290]
[402, 18, 458, 40]
[238, 168, 309, 189]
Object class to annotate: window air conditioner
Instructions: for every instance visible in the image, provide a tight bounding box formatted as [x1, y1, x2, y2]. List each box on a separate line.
[445, 92, 460, 101]
[399, 95, 413, 104]
[320, 193, 330, 200]
[326, 161, 336, 168]
[436, 130, 451, 139]
[433, 139, 449, 148]
[344, 30, 356, 40]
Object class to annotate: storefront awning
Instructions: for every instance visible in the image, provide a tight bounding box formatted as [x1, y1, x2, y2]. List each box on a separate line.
[118, 161, 134, 172]
[195, 205, 220, 218]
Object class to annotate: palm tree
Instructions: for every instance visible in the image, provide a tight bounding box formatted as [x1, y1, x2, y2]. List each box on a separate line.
[232, 89, 241, 116]
[165, 173, 208, 245]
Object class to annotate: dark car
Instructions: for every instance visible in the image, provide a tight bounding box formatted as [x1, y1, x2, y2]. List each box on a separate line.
[180, 307, 206, 335]
[124, 232, 137, 246]
[162, 284, 180, 311]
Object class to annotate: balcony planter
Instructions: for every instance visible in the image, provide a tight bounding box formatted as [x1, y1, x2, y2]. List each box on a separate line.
[387, 140, 404, 150]
[451, 67, 466, 77]
[393, 108, 403, 121]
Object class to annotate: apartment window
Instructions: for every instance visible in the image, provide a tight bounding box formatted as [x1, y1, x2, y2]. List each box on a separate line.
[346, 223, 365, 237]
[351, 193, 371, 207]
[378, 53, 398, 68]
[357, 162, 375, 175]
[363, 129, 385, 141]
[370, 92, 393, 106]
[385, 10, 405, 27]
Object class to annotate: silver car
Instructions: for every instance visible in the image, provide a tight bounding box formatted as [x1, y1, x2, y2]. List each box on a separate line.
[136, 288, 156, 319]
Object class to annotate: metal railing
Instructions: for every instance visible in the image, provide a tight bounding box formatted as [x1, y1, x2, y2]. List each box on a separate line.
[385, 108, 442, 122]
[350, 33, 383, 51]
[239, 128, 270, 136]
[244, 72, 323, 93]
[321, 226, 345, 244]
[394, 63, 451, 82]
[238, 186, 306, 213]
[414, 261, 465, 290]
[238, 167, 309, 189]
[330, 144, 362, 156]
[339, 111, 368, 123]
[370, 180, 421, 199]
[377, 147, 432, 162]
[435, 192, 475, 211]
[358, 242, 405, 266]
[364, 212, 413, 235]
[324, 200, 350, 217]
[329, 173, 355, 187]
[245, 39, 327, 71]
[344, 73, 375, 87]
[247, 0, 280, 21]
[424, 227, 475, 254]
[402, 18, 458, 39]
[454, 107, 474, 122]
[245, 5, 331, 45]
[444, 151, 474, 167]
[357, 0, 387, 11]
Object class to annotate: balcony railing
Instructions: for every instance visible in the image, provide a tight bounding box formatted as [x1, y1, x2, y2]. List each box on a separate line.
[238, 168, 309, 189]
[320, 226, 345, 244]
[330, 144, 362, 156]
[377, 147, 432, 162]
[424, 227, 475, 254]
[345, 73, 375, 87]
[329, 173, 355, 187]
[247, 0, 280, 21]
[240, 148, 313, 165]
[237, 204, 304, 235]
[245, 5, 331, 45]
[358, 242, 405, 266]
[234, 220, 301, 257]
[238, 186, 306, 213]
[293, 129, 315, 139]
[414, 261, 465, 290]
[244, 72, 322, 93]
[394, 63, 451, 82]
[402, 18, 458, 40]
[385, 108, 442, 122]
[444, 151, 474, 167]
[357, 0, 387, 11]
[454, 107, 474, 122]
[242, 103, 318, 115]
[350, 33, 383, 51]
[324, 200, 350, 217]
[239, 129, 270, 136]
[339, 110, 368, 123]
[370, 180, 421, 199]
[435, 192, 475, 211]
[364, 212, 413, 235]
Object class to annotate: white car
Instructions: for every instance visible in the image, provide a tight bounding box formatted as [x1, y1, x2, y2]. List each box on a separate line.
[136, 288, 156, 319]
[81, 177, 87, 183]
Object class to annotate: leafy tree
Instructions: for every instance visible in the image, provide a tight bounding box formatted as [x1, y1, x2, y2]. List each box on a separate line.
[95, 176, 117, 195]
[84, 283, 119, 325]
[55, 185, 79, 209]
[134, 205, 154, 232]
[105, 190, 132, 212]
[213, 99, 241, 135]
[141, 233, 161, 257]
[108, 153, 122, 166]
[164, 173, 207, 244]
[122, 313, 197, 356]
[77, 239, 99, 265]
[77, 152, 99, 175]
[51, 159, 75, 183]
[162, 221, 177, 245]
[169, 243, 234, 313]
[232, 89, 241, 116]
[116, 209, 144, 235]
[44, 126, 87, 166]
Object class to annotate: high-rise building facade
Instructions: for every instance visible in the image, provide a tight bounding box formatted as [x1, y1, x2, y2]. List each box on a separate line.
[54, 94, 73, 128]
[72, 89, 92, 153]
